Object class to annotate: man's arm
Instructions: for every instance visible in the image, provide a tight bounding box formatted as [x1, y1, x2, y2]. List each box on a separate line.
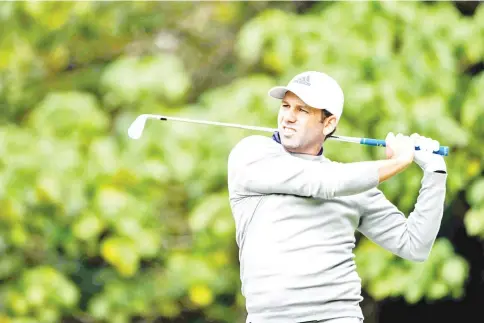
[357, 170, 447, 262]
[227, 135, 412, 200]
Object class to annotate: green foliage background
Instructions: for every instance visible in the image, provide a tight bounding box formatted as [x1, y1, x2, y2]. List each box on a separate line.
[0, 2, 483, 323]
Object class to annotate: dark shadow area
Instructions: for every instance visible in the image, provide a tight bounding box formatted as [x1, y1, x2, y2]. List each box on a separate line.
[464, 62, 484, 77]
[454, 1, 481, 16]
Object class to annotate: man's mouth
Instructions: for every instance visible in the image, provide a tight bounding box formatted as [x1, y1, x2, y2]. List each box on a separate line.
[282, 126, 296, 135]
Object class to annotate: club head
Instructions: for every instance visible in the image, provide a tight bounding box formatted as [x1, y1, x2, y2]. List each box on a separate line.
[127, 115, 149, 139]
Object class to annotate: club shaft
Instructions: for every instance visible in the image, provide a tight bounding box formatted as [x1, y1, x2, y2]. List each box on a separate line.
[157, 115, 276, 133]
[138, 114, 449, 156]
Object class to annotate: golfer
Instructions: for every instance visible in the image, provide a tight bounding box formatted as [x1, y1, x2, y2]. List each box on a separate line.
[227, 71, 447, 323]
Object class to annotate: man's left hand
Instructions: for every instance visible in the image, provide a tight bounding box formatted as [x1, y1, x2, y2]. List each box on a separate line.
[410, 133, 447, 173]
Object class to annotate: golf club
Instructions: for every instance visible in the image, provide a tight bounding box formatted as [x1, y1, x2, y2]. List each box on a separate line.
[127, 114, 449, 156]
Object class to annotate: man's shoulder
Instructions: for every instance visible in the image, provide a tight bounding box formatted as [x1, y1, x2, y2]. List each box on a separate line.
[234, 134, 276, 147]
[230, 135, 279, 155]
[227, 135, 281, 170]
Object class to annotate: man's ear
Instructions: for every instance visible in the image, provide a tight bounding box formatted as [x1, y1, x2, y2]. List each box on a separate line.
[323, 117, 337, 136]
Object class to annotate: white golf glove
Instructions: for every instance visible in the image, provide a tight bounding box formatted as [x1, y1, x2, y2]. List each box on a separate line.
[410, 133, 446, 173]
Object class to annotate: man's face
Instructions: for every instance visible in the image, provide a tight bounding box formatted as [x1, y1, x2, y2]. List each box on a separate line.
[277, 91, 331, 155]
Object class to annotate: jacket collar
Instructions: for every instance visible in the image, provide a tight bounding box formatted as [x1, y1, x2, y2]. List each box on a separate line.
[272, 131, 324, 156]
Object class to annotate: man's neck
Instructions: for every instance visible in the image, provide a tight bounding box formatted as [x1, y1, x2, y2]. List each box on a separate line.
[272, 131, 324, 156]
[286, 145, 321, 156]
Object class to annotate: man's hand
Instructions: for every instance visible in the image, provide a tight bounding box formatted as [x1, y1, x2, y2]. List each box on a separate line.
[376, 132, 416, 183]
[385, 132, 415, 166]
[410, 133, 447, 173]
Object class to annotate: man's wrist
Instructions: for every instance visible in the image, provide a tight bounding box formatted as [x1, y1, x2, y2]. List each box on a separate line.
[391, 155, 413, 168]
[423, 160, 447, 173]
[377, 158, 412, 183]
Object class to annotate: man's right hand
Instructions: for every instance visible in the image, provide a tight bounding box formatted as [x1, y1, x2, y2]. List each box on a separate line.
[385, 132, 415, 165]
[376, 132, 415, 183]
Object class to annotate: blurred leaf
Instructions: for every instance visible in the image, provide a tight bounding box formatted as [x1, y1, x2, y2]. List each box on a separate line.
[7, 291, 29, 316]
[461, 73, 484, 130]
[132, 229, 160, 258]
[189, 192, 228, 232]
[0, 253, 23, 280]
[430, 238, 455, 262]
[355, 238, 393, 282]
[464, 207, 484, 238]
[23, 2, 73, 31]
[86, 137, 121, 180]
[403, 281, 426, 304]
[9, 225, 28, 248]
[439, 257, 469, 287]
[94, 186, 130, 222]
[158, 301, 181, 318]
[466, 177, 484, 207]
[189, 284, 214, 308]
[35, 175, 62, 204]
[428, 281, 449, 300]
[235, 18, 265, 65]
[101, 54, 191, 108]
[72, 211, 105, 241]
[27, 92, 109, 141]
[0, 198, 26, 223]
[6, 266, 80, 322]
[101, 236, 140, 277]
[88, 296, 110, 320]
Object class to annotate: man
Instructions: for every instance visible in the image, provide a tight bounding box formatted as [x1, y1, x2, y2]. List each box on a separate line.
[227, 71, 447, 323]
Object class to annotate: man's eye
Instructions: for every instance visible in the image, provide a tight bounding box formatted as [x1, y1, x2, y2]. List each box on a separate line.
[300, 108, 308, 113]
[282, 104, 289, 108]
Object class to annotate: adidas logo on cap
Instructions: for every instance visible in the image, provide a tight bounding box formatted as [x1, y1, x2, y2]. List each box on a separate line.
[293, 75, 311, 86]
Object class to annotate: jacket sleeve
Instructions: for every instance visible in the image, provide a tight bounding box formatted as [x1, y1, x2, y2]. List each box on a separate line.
[357, 171, 447, 262]
[227, 135, 380, 200]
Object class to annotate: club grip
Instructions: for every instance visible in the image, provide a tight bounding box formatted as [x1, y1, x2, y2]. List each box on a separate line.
[360, 138, 449, 156]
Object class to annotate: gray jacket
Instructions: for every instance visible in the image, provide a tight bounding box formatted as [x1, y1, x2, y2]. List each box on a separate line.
[227, 135, 447, 323]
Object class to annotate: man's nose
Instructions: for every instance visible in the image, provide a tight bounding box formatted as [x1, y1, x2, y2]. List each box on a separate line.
[284, 109, 297, 123]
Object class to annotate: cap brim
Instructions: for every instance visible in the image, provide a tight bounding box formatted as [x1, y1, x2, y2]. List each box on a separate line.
[268, 86, 289, 99]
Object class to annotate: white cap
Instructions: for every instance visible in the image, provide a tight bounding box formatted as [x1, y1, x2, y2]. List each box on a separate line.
[268, 71, 344, 121]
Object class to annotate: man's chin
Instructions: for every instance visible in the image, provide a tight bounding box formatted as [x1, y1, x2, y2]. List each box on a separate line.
[281, 138, 299, 150]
